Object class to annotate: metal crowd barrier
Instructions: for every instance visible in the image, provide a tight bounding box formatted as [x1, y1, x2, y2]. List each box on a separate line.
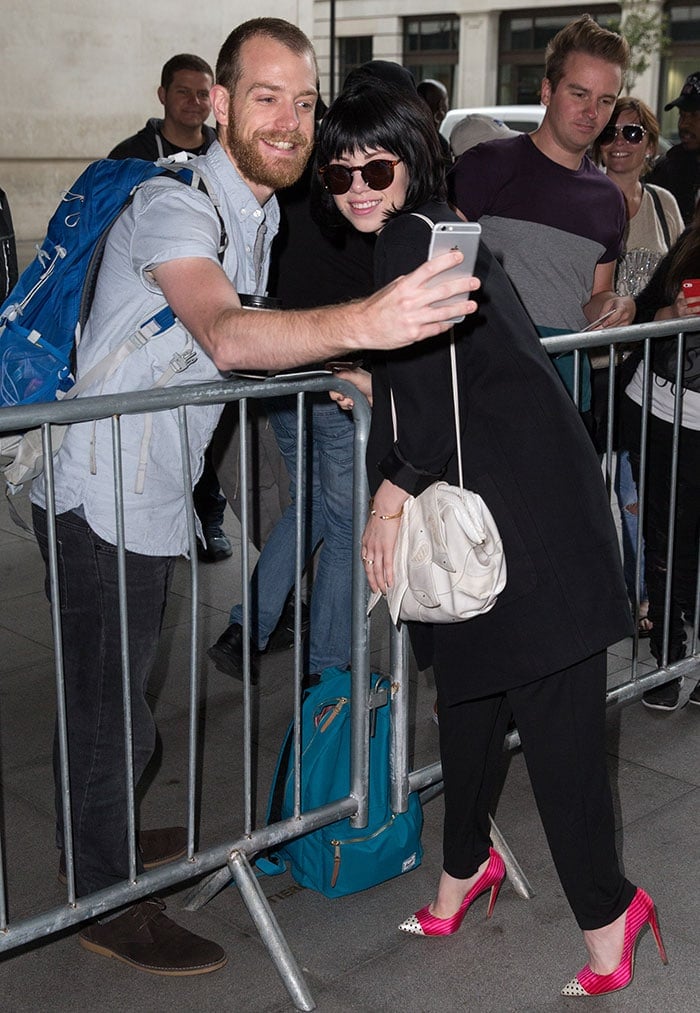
[0, 318, 698, 1010]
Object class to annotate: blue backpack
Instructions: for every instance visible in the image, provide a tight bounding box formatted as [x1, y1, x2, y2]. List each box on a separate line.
[258, 667, 423, 898]
[0, 156, 225, 410]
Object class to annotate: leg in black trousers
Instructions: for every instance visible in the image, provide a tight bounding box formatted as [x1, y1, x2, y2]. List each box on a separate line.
[510, 652, 635, 929]
[437, 691, 511, 879]
[437, 651, 635, 929]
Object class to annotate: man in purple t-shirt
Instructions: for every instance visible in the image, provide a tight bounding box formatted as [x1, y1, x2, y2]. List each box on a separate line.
[449, 15, 635, 413]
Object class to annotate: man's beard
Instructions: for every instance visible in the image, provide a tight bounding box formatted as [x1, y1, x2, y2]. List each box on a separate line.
[228, 116, 312, 190]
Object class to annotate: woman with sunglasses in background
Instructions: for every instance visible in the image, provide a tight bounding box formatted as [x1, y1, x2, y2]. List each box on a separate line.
[593, 100, 683, 299]
[591, 99, 684, 642]
[316, 80, 665, 998]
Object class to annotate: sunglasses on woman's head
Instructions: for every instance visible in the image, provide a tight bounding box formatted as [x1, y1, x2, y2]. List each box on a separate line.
[598, 123, 647, 146]
[319, 159, 401, 195]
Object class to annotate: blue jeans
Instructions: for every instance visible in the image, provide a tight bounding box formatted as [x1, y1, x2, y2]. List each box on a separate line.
[230, 398, 355, 673]
[615, 449, 648, 603]
[33, 506, 175, 896]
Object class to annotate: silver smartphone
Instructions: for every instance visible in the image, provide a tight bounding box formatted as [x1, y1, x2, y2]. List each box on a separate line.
[426, 221, 481, 323]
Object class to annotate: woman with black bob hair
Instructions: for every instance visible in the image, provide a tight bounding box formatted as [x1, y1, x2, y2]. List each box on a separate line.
[316, 81, 666, 998]
[315, 83, 446, 225]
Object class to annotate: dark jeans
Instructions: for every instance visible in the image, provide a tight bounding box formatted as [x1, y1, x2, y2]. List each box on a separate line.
[33, 505, 175, 896]
[193, 444, 226, 533]
[622, 397, 700, 664]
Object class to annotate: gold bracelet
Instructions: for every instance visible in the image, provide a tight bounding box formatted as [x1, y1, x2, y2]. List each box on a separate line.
[369, 498, 404, 520]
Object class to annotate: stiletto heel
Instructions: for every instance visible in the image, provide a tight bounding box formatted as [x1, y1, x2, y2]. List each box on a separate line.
[398, 847, 505, 937]
[561, 887, 668, 996]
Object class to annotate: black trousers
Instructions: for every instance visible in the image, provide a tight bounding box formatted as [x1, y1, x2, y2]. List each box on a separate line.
[435, 650, 636, 930]
[622, 395, 700, 665]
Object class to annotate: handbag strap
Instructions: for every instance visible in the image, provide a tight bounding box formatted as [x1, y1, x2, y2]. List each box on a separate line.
[643, 183, 671, 250]
[386, 213, 464, 489]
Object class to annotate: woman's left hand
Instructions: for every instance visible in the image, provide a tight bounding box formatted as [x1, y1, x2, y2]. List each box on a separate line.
[328, 367, 373, 410]
[361, 479, 410, 595]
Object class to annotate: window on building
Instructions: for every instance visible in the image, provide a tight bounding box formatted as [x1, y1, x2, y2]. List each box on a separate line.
[403, 15, 459, 102]
[337, 36, 373, 96]
[497, 7, 620, 105]
[660, 2, 700, 140]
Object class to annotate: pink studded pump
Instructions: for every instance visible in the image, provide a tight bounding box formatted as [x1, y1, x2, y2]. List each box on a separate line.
[561, 887, 668, 996]
[398, 847, 506, 937]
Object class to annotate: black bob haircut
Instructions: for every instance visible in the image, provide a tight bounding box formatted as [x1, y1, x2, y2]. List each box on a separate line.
[315, 82, 447, 226]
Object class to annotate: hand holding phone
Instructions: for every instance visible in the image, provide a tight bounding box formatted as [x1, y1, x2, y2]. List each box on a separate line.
[426, 222, 481, 324]
[582, 309, 616, 332]
[681, 279, 700, 303]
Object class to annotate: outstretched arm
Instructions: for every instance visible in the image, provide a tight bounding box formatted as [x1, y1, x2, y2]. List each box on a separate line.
[152, 251, 480, 371]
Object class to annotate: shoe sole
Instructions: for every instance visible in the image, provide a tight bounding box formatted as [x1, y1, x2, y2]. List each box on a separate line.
[79, 934, 227, 976]
[642, 698, 681, 711]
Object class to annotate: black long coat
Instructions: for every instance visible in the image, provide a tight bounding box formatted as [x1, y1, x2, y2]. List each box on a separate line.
[367, 202, 632, 704]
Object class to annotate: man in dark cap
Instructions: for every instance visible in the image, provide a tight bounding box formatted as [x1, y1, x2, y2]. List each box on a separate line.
[648, 71, 700, 223]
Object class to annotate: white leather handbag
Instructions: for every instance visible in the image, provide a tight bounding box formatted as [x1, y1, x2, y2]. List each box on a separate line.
[369, 333, 506, 625]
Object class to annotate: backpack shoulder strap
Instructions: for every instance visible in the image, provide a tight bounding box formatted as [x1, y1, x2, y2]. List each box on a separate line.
[78, 162, 228, 335]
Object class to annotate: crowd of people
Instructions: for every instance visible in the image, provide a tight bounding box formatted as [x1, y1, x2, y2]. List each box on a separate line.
[3, 9, 698, 1001]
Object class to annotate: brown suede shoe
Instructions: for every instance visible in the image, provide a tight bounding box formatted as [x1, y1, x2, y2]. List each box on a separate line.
[58, 826, 187, 884]
[79, 897, 227, 976]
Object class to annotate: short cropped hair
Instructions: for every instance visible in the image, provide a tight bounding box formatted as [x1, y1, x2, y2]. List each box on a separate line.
[316, 82, 447, 224]
[545, 14, 630, 92]
[161, 54, 214, 91]
[591, 96, 661, 165]
[216, 18, 317, 95]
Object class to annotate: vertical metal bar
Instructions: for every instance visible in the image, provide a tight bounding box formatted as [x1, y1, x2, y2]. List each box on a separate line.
[238, 398, 253, 835]
[389, 623, 410, 814]
[572, 348, 581, 410]
[349, 393, 371, 829]
[111, 416, 138, 882]
[659, 333, 685, 666]
[604, 344, 615, 496]
[632, 338, 652, 681]
[292, 393, 306, 820]
[41, 423, 77, 904]
[178, 405, 199, 860]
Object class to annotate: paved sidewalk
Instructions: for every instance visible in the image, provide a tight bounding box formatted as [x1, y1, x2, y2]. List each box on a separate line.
[0, 490, 698, 1012]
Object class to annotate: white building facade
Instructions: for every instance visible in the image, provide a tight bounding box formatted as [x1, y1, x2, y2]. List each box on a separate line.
[3, 2, 700, 244]
[313, 1, 700, 138]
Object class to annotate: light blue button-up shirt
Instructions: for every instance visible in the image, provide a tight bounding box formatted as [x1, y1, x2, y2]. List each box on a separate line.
[32, 141, 280, 556]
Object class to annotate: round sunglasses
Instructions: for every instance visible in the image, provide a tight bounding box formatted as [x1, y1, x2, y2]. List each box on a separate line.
[598, 123, 647, 146]
[319, 158, 401, 195]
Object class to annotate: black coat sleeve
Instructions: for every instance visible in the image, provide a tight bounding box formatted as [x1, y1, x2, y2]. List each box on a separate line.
[372, 212, 459, 495]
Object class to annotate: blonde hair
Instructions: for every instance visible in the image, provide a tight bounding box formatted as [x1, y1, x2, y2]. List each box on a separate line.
[545, 14, 630, 92]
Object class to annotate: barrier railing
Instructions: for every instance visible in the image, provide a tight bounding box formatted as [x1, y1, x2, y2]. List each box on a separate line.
[0, 317, 698, 1009]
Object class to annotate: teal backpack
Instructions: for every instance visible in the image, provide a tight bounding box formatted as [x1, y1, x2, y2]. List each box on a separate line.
[258, 666, 423, 898]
